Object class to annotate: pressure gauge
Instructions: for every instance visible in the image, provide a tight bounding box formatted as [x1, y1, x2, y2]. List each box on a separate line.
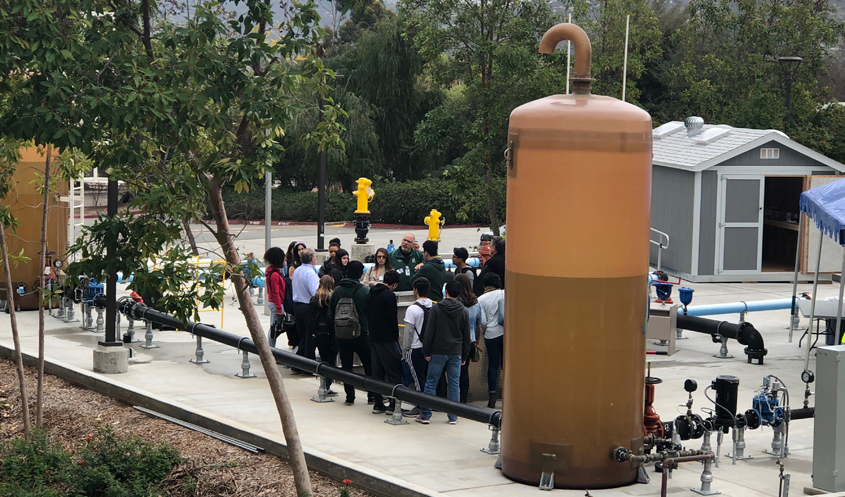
[53, 259, 64, 269]
[801, 370, 815, 384]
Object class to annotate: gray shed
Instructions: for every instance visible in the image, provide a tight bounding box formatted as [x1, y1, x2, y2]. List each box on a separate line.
[650, 119, 845, 282]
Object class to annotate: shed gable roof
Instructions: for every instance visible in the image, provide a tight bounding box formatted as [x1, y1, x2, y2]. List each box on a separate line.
[652, 121, 845, 172]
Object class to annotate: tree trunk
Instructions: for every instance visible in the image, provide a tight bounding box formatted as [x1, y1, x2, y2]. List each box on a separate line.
[206, 178, 313, 497]
[183, 219, 199, 255]
[0, 221, 32, 436]
[482, 150, 501, 236]
[37, 148, 51, 427]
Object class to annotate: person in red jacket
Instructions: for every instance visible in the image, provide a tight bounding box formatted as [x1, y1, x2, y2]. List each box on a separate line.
[264, 247, 287, 348]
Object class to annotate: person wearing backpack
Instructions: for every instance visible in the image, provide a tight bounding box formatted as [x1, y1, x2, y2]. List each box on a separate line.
[310, 275, 338, 397]
[263, 247, 287, 348]
[366, 269, 402, 414]
[451, 247, 476, 291]
[329, 260, 375, 406]
[400, 277, 432, 418]
[477, 272, 505, 408]
[417, 280, 471, 425]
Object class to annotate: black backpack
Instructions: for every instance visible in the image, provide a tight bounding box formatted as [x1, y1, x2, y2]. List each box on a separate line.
[460, 266, 478, 279]
[334, 284, 364, 340]
[413, 302, 431, 343]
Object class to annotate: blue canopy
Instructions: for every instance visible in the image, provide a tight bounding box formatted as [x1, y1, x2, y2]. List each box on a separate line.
[800, 178, 845, 245]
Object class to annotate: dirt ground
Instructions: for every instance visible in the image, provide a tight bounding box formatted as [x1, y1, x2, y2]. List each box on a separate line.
[0, 356, 372, 497]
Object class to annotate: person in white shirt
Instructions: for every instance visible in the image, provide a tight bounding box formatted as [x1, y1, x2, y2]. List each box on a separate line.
[477, 272, 505, 408]
[401, 277, 432, 417]
[292, 248, 320, 371]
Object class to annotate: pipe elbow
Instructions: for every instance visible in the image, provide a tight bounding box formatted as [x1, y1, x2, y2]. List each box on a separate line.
[538, 23, 594, 93]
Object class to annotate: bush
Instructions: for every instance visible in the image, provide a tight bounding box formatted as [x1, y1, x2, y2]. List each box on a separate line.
[0, 427, 181, 497]
[222, 178, 507, 225]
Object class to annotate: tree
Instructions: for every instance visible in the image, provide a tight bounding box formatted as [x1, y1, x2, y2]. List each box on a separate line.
[666, 0, 843, 130]
[402, 0, 565, 233]
[567, 0, 663, 105]
[0, 141, 31, 436]
[2, 2, 342, 495]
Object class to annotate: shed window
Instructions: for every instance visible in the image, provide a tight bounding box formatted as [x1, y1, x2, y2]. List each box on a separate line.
[760, 148, 780, 159]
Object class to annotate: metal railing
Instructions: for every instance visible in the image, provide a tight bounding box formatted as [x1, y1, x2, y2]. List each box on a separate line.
[650, 228, 670, 271]
[117, 298, 503, 431]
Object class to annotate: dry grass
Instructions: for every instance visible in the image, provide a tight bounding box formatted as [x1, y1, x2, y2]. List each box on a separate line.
[0, 357, 371, 497]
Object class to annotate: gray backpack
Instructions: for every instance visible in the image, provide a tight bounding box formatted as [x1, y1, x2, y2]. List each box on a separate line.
[334, 286, 363, 339]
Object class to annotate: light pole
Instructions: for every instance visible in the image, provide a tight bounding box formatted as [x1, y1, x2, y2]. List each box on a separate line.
[778, 56, 803, 134]
[316, 74, 342, 253]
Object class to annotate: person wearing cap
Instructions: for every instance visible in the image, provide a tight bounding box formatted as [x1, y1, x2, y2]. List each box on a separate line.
[451, 247, 476, 290]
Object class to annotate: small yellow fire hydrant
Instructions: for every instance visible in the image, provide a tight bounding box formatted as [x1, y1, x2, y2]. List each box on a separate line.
[353, 177, 374, 214]
[424, 209, 445, 242]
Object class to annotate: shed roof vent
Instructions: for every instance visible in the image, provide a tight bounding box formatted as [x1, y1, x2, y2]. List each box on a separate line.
[684, 116, 705, 137]
[653, 122, 685, 139]
[692, 127, 732, 145]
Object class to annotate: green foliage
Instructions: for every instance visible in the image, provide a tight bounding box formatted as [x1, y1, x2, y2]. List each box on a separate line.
[222, 177, 506, 225]
[0, 427, 180, 497]
[567, 0, 664, 105]
[401, 0, 564, 233]
[666, 0, 843, 129]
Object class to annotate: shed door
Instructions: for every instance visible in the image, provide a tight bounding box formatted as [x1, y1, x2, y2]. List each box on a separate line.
[718, 175, 764, 274]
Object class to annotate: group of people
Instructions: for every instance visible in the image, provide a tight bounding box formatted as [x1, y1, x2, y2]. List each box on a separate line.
[261, 233, 507, 423]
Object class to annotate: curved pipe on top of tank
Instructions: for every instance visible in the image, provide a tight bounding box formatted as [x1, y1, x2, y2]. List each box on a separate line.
[538, 24, 593, 93]
[117, 298, 503, 429]
[676, 314, 767, 363]
[685, 299, 793, 317]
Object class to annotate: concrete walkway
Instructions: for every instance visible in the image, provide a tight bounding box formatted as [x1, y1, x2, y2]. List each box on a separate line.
[0, 227, 836, 496]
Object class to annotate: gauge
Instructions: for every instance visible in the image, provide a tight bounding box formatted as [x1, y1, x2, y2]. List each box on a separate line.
[801, 370, 815, 384]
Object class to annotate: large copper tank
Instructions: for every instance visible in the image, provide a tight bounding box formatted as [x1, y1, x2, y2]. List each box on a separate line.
[501, 23, 652, 489]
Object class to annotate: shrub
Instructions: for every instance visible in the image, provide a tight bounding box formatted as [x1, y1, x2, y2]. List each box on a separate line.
[0, 427, 181, 497]
[222, 178, 507, 225]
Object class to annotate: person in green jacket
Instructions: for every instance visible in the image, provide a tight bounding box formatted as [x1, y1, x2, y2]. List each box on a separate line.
[412, 240, 446, 301]
[390, 233, 424, 292]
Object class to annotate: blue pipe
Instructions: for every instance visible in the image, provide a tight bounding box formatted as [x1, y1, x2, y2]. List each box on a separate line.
[685, 299, 793, 317]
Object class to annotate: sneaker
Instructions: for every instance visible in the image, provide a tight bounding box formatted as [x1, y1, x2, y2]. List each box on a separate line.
[385, 402, 395, 415]
[372, 403, 386, 414]
[345, 398, 354, 406]
[325, 389, 338, 397]
[367, 397, 376, 405]
[448, 418, 458, 425]
[415, 415, 430, 425]
[402, 407, 420, 418]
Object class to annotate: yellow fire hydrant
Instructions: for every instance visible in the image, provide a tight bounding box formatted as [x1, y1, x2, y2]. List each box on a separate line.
[424, 209, 445, 242]
[353, 177, 374, 214]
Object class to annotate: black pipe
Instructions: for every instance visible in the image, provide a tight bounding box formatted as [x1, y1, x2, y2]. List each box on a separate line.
[676, 314, 767, 364]
[790, 407, 814, 420]
[118, 298, 503, 429]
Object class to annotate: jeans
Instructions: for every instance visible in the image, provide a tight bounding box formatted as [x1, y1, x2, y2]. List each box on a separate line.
[267, 303, 282, 348]
[420, 354, 461, 421]
[486, 335, 504, 393]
